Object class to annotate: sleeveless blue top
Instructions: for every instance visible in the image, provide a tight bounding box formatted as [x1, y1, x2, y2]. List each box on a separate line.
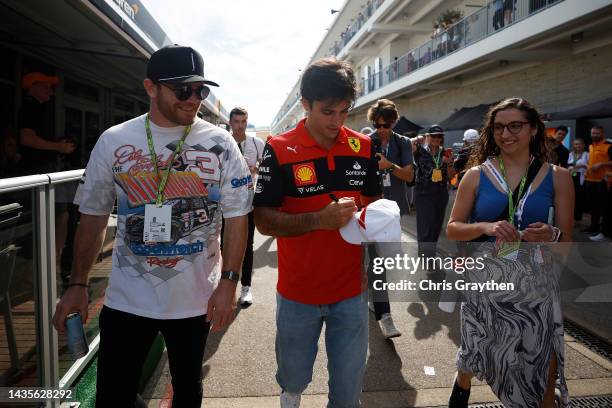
[471, 166, 554, 237]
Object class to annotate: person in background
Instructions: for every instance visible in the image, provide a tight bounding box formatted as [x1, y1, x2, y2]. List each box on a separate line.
[552, 125, 569, 168]
[584, 125, 612, 242]
[18, 72, 77, 286]
[411, 125, 456, 265]
[567, 138, 589, 223]
[453, 128, 479, 184]
[0, 130, 22, 178]
[365, 98, 414, 339]
[227, 107, 264, 306]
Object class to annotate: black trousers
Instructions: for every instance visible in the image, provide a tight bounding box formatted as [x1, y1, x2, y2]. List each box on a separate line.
[96, 306, 210, 407]
[367, 244, 390, 321]
[220, 211, 254, 286]
[414, 183, 449, 260]
[572, 175, 585, 222]
[586, 180, 608, 232]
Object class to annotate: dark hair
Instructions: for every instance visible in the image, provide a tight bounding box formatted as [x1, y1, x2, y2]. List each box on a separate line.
[367, 99, 399, 123]
[300, 58, 356, 106]
[592, 125, 604, 132]
[556, 125, 568, 133]
[229, 107, 248, 121]
[474, 97, 548, 164]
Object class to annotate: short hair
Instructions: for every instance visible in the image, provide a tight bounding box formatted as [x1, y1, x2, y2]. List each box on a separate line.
[300, 58, 356, 106]
[367, 99, 399, 123]
[592, 125, 604, 132]
[229, 107, 248, 121]
[556, 125, 568, 134]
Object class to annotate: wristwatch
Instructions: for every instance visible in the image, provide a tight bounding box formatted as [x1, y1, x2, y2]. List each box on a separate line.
[221, 270, 240, 283]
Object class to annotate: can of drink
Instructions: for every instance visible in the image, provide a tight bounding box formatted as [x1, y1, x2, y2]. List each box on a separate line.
[66, 313, 89, 359]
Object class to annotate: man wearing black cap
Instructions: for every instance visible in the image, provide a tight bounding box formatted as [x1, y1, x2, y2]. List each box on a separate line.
[412, 125, 456, 264]
[53, 45, 251, 407]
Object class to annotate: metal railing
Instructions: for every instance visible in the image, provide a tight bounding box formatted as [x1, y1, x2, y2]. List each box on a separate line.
[330, 0, 387, 56]
[0, 170, 101, 407]
[357, 0, 563, 97]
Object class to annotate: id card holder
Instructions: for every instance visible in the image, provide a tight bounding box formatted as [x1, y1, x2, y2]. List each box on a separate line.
[144, 204, 172, 243]
[431, 168, 443, 182]
[383, 173, 392, 187]
[497, 241, 520, 261]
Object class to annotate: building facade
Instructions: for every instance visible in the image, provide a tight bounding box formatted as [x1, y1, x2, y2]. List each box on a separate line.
[271, 0, 612, 145]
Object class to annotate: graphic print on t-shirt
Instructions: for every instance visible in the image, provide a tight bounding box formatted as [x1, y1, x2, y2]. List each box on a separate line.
[110, 137, 231, 285]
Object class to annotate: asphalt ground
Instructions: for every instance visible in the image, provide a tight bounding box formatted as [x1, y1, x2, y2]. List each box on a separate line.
[143, 202, 612, 407]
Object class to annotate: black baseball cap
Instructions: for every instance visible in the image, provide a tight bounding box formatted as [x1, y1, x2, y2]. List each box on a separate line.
[426, 124, 444, 135]
[147, 45, 219, 87]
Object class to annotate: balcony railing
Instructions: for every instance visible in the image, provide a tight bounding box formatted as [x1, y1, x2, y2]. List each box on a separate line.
[357, 0, 563, 98]
[329, 0, 387, 56]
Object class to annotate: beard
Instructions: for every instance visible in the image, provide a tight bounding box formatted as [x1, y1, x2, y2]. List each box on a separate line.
[156, 96, 199, 126]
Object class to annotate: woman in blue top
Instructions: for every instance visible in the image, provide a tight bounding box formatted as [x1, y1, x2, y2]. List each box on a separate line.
[446, 98, 574, 408]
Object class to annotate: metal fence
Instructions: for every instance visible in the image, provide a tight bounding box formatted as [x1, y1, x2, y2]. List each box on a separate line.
[0, 170, 104, 407]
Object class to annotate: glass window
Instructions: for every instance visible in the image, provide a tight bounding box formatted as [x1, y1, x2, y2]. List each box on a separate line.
[113, 96, 134, 113]
[64, 78, 99, 102]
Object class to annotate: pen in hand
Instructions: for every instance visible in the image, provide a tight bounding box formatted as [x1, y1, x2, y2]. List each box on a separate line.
[329, 193, 339, 203]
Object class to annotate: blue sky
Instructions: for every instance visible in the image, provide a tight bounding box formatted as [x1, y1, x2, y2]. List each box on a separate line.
[142, 0, 345, 127]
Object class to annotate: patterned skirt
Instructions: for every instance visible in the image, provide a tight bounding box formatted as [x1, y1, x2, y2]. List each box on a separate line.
[456, 243, 569, 407]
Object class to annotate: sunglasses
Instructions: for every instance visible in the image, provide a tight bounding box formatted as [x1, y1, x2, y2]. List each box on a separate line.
[159, 82, 210, 101]
[373, 123, 392, 129]
[429, 134, 444, 138]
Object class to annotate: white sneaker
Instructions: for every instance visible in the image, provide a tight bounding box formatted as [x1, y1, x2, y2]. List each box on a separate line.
[280, 390, 301, 408]
[379, 313, 401, 339]
[239, 285, 253, 305]
[589, 233, 610, 242]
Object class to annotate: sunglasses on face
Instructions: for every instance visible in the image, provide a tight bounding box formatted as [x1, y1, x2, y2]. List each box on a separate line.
[373, 123, 392, 129]
[429, 134, 444, 139]
[159, 82, 210, 101]
[493, 121, 529, 136]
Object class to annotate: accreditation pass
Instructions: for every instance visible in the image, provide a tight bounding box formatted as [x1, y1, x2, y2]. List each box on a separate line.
[0, 387, 75, 402]
[143, 204, 172, 243]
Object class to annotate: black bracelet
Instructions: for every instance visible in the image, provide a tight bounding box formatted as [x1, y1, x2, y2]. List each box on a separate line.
[65, 283, 89, 288]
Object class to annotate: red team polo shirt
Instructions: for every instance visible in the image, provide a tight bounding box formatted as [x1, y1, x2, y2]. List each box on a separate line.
[253, 119, 382, 304]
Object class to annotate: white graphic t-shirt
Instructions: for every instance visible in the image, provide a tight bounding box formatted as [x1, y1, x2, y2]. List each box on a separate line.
[74, 114, 252, 319]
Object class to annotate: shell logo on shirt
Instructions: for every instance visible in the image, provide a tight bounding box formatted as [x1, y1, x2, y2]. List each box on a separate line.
[293, 162, 317, 186]
[348, 137, 361, 153]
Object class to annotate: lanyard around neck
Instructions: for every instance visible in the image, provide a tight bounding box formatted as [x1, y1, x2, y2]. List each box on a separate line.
[498, 157, 528, 226]
[145, 114, 192, 206]
[428, 146, 442, 169]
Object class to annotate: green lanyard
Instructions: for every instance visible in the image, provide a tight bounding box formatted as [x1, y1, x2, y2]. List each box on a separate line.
[498, 157, 527, 226]
[430, 147, 442, 169]
[145, 114, 192, 206]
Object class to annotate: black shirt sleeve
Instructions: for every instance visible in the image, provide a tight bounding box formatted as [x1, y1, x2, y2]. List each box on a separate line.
[361, 143, 383, 197]
[253, 143, 284, 207]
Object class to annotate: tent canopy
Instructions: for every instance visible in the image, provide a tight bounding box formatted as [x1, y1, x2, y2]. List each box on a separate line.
[439, 103, 492, 131]
[550, 97, 612, 120]
[393, 116, 423, 135]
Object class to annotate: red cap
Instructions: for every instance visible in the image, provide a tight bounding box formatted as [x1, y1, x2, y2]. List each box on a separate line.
[22, 72, 59, 89]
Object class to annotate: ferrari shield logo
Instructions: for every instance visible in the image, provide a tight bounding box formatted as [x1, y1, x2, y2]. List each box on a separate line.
[348, 137, 361, 153]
